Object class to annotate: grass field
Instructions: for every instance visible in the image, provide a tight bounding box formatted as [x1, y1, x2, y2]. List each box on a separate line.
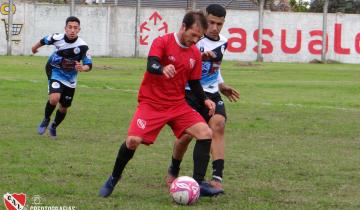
[1, 56, 360, 210]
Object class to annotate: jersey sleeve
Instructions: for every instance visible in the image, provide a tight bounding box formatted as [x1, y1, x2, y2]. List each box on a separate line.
[82, 46, 92, 66]
[40, 33, 60, 45]
[217, 69, 224, 84]
[189, 48, 202, 80]
[148, 36, 165, 59]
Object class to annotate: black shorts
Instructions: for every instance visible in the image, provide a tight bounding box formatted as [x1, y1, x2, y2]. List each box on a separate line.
[48, 79, 75, 108]
[185, 90, 227, 123]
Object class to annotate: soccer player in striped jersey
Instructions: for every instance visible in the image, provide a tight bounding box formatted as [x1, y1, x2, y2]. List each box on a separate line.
[32, 16, 92, 139]
[167, 4, 240, 194]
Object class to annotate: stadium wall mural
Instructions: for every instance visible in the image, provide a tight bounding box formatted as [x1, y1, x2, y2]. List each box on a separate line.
[1, 1, 360, 63]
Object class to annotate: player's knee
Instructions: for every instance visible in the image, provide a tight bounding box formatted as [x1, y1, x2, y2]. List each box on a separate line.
[178, 134, 192, 145]
[58, 106, 67, 113]
[212, 120, 225, 134]
[49, 96, 60, 105]
[201, 126, 213, 139]
[126, 136, 142, 150]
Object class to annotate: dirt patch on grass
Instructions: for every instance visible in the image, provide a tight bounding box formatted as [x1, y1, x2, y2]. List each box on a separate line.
[234, 61, 262, 67]
[94, 65, 115, 70]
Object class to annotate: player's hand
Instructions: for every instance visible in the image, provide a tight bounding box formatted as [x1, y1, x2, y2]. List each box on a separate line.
[31, 46, 38, 54]
[219, 83, 240, 102]
[75, 61, 84, 72]
[201, 51, 216, 60]
[204, 98, 216, 116]
[163, 64, 176, 79]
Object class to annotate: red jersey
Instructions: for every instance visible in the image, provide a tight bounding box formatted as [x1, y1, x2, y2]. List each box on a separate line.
[138, 33, 202, 107]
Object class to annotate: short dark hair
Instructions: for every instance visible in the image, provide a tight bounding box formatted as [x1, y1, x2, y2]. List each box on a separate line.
[66, 16, 80, 25]
[206, 4, 226, 18]
[182, 10, 208, 31]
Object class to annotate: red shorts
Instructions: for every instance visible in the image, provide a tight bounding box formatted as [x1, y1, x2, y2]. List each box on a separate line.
[127, 102, 205, 145]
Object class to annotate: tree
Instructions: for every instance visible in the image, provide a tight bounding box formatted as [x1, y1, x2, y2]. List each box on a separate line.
[310, 0, 360, 14]
[289, 0, 310, 12]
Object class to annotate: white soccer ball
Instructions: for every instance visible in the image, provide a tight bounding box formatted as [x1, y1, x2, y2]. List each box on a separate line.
[169, 176, 200, 205]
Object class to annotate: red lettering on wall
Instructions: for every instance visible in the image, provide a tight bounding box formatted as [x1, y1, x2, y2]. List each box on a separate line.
[227, 28, 247, 53]
[334, 23, 350, 54]
[281, 29, 302, 54]
[355, 33, 360, 54]
[253, 29, 274, 54]
[308, 30, 328, 55]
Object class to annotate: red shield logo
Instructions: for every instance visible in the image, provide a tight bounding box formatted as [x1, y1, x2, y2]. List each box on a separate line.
[3, 193, 26, 210]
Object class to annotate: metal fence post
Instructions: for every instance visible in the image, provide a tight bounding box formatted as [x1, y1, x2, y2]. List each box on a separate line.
[7, 0, 13, 56]
[192, 0, 196, 10]
[256, 0, 265, 62]
[135, 0, 141, 57]
[70, 0, 75, 16]
[321, 0, 329, 63]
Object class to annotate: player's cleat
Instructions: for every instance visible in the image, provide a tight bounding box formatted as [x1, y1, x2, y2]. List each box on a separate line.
[99, 176, 120, 197]
[165, 168, 178, 189]
[37, 118, 50, 135]
[48, 123, 57, 138]
[210, 178, 224, 192]
[199, 181, 224, 197]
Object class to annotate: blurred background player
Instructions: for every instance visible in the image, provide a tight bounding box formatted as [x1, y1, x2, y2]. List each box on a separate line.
[166, 4, 240, 194]
[99, 10, 223, 198]
[32, 16, 92, 139]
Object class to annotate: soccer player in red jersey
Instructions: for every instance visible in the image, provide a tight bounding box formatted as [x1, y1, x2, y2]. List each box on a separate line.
[99, 10, 223, 198]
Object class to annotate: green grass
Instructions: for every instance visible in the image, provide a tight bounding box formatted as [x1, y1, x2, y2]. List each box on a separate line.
[1, 56, 360, 209]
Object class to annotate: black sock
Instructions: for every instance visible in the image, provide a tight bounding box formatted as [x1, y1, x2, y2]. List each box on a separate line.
[169, 156, 181, 176]
[212, 159, 224, 182]
[53, 110, 66, 128]
[45, 101, 56, 119]
[112, 142, 135, 178]
[192, 139, 211, 183]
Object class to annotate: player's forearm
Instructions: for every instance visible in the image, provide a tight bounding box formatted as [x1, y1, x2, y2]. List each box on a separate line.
[81, 64, 91, 72]
[31, 41, 43, 54]
[188, 80, 207, 104]
[147, 56, 163, 74]
[219, 82, 225, 92]
[77, 63, 92, 72]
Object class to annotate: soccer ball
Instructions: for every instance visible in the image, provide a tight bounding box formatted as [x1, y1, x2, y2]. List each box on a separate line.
[169, 176, 200, 205]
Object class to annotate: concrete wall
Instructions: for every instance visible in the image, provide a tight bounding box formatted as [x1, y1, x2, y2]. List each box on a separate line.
[1, 2, 360, 63]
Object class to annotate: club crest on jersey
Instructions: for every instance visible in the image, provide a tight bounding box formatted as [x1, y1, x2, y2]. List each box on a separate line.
[189, 58, 195, 69]
[74, 47, 80, 54]
[168, 55, 176, 62]
[3, 193, 26, 210]
[136, 119, 146, 129]
[199, 46, 204, 52]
